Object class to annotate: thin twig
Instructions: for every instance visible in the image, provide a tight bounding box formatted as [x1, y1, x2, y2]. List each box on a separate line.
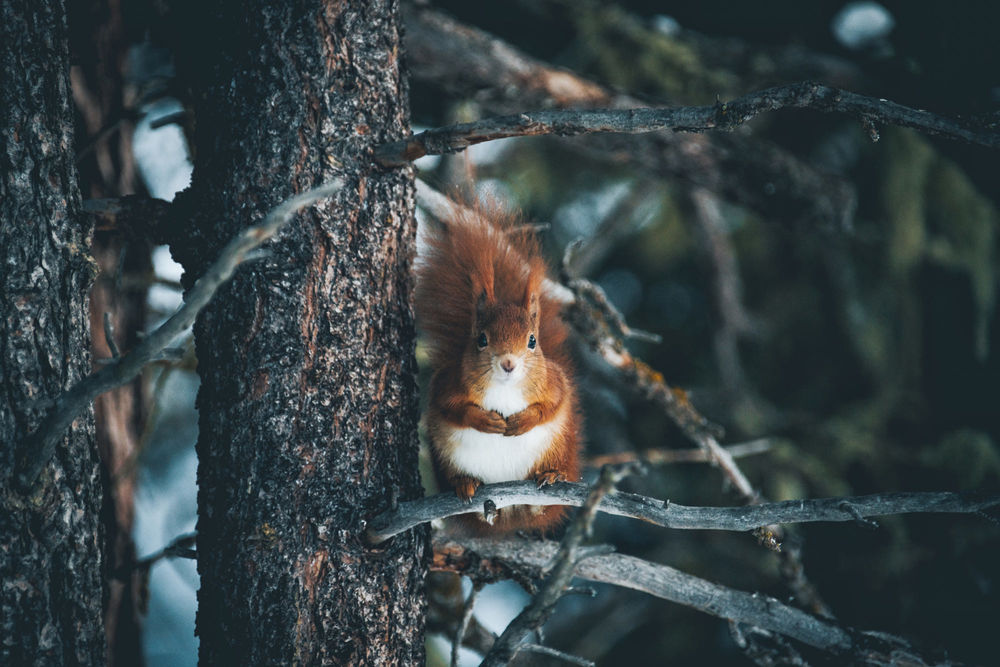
[16, 179, 344, 490]
[480, 463, 643, 667]
[75, 117, 129, 164]
[366, 483, 999, 544]
[690, 188, 755, 394]
[103, 312, 120, 359]
[561, 279, 726, 438]
[520, 643, 594, 666]
[375, 81, 1000, 166]
[452, 583, 483, 667]
[565, 179, 661, 277]
[585, 439, 772, 468]
[111, 338, 194, 486]
[730, 621, 811, 666]
[149, 109, 188, 130]
[114, 532, 197, 580]
[566, 277, 662, 344]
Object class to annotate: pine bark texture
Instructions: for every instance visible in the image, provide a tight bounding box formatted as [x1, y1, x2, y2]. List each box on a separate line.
[1, 1, 105, 665]
[167, 1, 426, 663]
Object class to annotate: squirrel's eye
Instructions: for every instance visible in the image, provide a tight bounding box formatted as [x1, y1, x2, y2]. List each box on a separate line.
[477, 333, 488, 349]
[528, 334, 537, 350]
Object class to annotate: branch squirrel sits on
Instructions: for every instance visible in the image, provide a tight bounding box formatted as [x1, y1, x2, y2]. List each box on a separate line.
[415, 198, 581, 535]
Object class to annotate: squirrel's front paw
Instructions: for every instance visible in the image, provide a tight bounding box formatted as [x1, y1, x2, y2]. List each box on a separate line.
[504, 409, 539, 436]
[533, 470, 567, 487]
[453, 476, 482, 503]
[472, 409, 507, 434]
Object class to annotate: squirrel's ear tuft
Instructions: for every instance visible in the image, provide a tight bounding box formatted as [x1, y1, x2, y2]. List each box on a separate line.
[526, 290, 539, 325]
[475, 289, 490, 324]
[523, 265, 542, 324]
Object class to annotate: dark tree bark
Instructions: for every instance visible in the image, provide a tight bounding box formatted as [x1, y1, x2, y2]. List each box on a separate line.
[0, 1, 106, 665]
[166, 1, 426, 663]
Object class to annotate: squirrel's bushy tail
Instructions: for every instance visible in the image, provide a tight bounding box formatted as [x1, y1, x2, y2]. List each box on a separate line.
[415, 198, 568, 368]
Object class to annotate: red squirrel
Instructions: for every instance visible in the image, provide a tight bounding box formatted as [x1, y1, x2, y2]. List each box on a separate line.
[415, 199, 580, 535]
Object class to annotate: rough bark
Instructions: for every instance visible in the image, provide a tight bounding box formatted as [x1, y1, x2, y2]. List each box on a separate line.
[166, 1, 426, 664]
[0, 1, 105, 665]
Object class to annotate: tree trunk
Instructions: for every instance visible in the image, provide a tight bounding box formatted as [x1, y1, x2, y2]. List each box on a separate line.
[166, 1, 426, 663]
[0, 1, 106, 665]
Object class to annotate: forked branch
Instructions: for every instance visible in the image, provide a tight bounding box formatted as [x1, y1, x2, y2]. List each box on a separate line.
[17, 180, 344, 490]
[480, 464, 641, 666]
[433, 536, 959, 665]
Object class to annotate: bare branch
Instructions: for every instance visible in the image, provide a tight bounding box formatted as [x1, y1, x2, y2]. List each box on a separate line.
[16, 179, 344, 490]
[566, 237, 835, 613]
[480, 464, 642, 666]
[366, 481, 998, 544]
[436, 535, 848, 652]
[406, 8, 857, 230]
[433, 536, 960, 664]
[376, 82, 999, 167]
[140, 532, 197, 564]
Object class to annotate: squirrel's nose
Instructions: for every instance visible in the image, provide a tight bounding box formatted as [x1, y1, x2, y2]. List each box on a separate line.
[500, 357, 516, 373]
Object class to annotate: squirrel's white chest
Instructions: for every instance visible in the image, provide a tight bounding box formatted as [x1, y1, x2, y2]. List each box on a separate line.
[480, 381, 528, 416]
[445, 381, 556, 484]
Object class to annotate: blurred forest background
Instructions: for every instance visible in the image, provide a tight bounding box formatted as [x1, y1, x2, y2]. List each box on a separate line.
[70, 0, 999, 665]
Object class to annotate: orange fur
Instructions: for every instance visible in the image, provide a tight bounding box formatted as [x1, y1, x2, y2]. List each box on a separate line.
[415, 198, 580, 536]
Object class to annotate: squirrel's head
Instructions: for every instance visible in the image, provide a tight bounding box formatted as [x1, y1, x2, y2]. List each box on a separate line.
[467, 286, 541, 384]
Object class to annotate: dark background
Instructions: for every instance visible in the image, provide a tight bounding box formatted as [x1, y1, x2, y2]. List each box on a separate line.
[411, 2, 999, 665]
